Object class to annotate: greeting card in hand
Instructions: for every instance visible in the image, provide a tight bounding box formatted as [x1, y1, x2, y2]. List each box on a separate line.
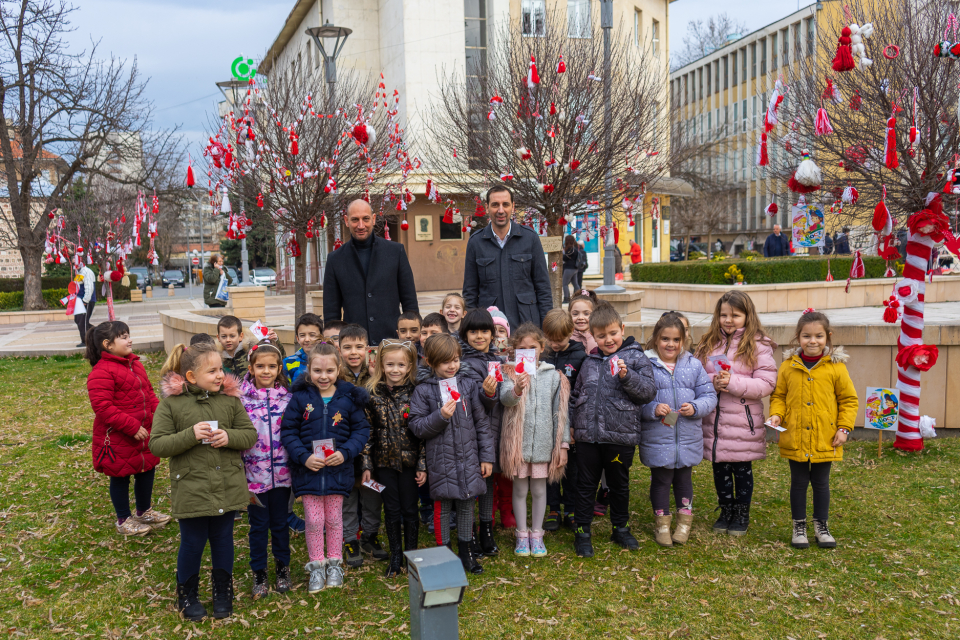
[362, 479, 386, 493]
[202, 420, 220, 444]
[764, 419, 787, 433]
[249, 320, 270, 340]
[708, 354, 732, 371]
[439, 378, 461, 404]
[515, 349, 538, 377]
[487, 361, 504, 382]
[609, 357, 618, 376]
[366, 346, 377, 370]
[661, 411, 679, 428]
[312, 438, 336, 461]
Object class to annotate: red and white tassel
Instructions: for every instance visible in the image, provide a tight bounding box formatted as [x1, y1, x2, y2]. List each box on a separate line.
[756, 133, 769, 166]
[765, 202, 778, 217]
[831, 26, 856, 72]
[527, 56, 540, 89]
[556, 54, 566, 73]
[841, 185, 859, 204]
[884, 116, 899, 170]
[814, 108, 834, 136]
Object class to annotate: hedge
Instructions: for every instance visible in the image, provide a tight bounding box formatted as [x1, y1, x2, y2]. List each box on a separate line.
[629, 256, 891, 285]
[0, 274, 137, 302]
[0, 288, 69, 310]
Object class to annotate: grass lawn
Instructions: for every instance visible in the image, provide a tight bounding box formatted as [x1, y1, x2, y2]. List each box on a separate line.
[1, 353, 958, 639]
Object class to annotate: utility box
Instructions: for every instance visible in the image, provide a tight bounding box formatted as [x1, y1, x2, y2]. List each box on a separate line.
[404, 546, 468, 640]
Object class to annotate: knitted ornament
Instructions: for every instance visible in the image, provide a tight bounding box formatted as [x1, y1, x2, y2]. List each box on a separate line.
[564, 159, 580, 173]
[849, 23, 874, 68]
[333, 238, 343, 250]
[352, 123, 376, 145]
[832, 26, 856, 72]
[499, 171, 514, 181]
[764, 80, 784, 132]
[884, 116, 899, 169]
[814, 108, 834, 136]
[515, 147, 532, 161]
[756, 132, 769, 166]
[841, 185, 859, 204]
[845, 249, 865, 293]
[220, 190, 231, 213]
[526, 56, 540, 89]
[896, 344, 939, 372]
[765, 202, 778, 217]
[256, 193, 264, 208]
[849, 90, 862, 111]
[822, 77, 842, 104]
[289, 131, 299, 156]
[401, 215, 409, 231]
[186, 163, 196, 188]
[789, 150, 822, 192]
[556, 54, 566, 73]
[442, 205, 453, 224]
[324, 178, 337, 194]
[882, 294, 901, 323]
[873, 198, 893, 236]
[549, 102, 557, 115]
[538, 183, 555, 194]
[425, 178, 441, 203]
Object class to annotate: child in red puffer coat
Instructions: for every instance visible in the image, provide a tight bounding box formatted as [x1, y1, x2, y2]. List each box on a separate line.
[86, 321, 171, 537]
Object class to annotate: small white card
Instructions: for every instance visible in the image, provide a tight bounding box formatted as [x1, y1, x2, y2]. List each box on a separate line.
[765, 420, 787, 433]
[202, 420, 220, 444]
[313, 438, 335, 460]
[487, 361, 503, 382]
[439, 378, 461, 404]
[515, 349, 537, 377]
[362, 479, 386, 493]
[661, 411, 679, 428]
[708, 354, 732, 372]
[608, 357, 619, 376]
[249, 320, 270, 340]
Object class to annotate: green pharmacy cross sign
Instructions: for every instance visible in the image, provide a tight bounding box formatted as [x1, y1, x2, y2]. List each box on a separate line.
[231, 56, 257, 81]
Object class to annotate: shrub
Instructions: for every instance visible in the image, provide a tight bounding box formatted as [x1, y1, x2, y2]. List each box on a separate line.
[0, 274, 136, 302]
[0, 288, 69, 310]
[724, 265, 744, 284]
[630, 255, 889, 285]
[740, 250, 762, 259]
[688, 251, 705, 260]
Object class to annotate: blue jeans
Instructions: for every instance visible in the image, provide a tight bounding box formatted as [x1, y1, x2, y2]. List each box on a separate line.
[177, 511, 236, 580]
[248, 487, 291, 571]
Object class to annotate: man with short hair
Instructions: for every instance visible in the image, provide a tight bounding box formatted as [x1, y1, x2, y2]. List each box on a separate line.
[763, 224, 790, 258]
[834, 226, 851, 255]
[323, 199, 419, 344]
[462, 186, 553, 329]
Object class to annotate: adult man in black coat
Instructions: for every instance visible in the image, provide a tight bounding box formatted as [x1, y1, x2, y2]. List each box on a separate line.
[834, 227, 851, 255]
[763, 224, 790, 257]
[462, 186, 553, 329]
[323, 199, 419, 344]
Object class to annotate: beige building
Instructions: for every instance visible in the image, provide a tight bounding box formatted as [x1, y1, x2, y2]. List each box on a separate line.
[669, 3, 819, 254]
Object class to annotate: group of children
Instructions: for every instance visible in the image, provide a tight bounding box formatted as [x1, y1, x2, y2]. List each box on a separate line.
[83, 287, 858, 621]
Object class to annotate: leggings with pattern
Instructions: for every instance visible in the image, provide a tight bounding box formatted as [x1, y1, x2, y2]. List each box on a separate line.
[477, 476, 495, 523]
[711, 461, 754, 505]
[434, 498, 474, 545]
[302, 495, 344, 562]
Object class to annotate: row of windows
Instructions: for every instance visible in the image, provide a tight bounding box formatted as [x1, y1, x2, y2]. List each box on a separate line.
[672, 18, 814, 106]
[521, 1, 659, 54]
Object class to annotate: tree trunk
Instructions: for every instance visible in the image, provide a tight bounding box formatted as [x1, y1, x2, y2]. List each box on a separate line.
[707, 232, 713, 259]
[547, 222, 565, 308]
[20, 237, 46, 310]
[685, 233, 692, 260]
[294, 230, 307, 322]
[106, 282, 115, 321]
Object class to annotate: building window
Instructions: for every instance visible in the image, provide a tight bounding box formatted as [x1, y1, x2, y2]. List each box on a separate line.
[522, 0, 545, 36]
[723, 56, 729, 89]
[741, 98, 747, 131]
[760, 39, 766, 75]
[699, 68, 703, 100]
[794, 23, 802, 59]
[634, 9, 642, 47]
[466, 0, 488, 170]
[732, 52, 737, 84]
[742, 148, 747, 180]
[771, 34, 777, 71]
[741, 47, 747, 82]
[782, 28, 789, 66]
[707, 111, 712, 137]
[751, 96, 756, 129]
[751, 43, 756, 79]
[706, 65, 711, 96]
[733, 102, 738, 134]
[724, 105, 729, 136]
[806, 18, 815, 56]
[651, 19, 660, 55]
[440, 217, 463, 240]
[568, 0, 591, 39]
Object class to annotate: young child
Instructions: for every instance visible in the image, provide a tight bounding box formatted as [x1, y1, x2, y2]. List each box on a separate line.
[336, 324, 383, 565]
[694, 291, 777, 536]
[151, 342, 257, 621]
[361, 340, 425, 577]
[568, 291, 598, 354]
[441, 292, 466, 334]
[218, 316, 284, 378]
[284, 313, 324, 382]
[191, 333, 217, 347]
[280, 344, 371, 591]
[409, 333, 495, 574]
[85, 321, 169, 537]
[768, 310, 857, 550]
[485, 306, 516, 529]
[457, 308, 505, 556]
[499, 324, 570, 558]
[240, 342, 293, 597]
[323, 320, 345, 348]
[397, 311, 422, 342]
[541, 309, 586, 530]
[416, 312, 449, 526]
[665, 311, 693, 353]
[571, 304, 656, 557]
[641, 314, 717, 547]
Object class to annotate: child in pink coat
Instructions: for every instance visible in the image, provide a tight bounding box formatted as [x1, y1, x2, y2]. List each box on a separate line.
[695, 291, 777, 537]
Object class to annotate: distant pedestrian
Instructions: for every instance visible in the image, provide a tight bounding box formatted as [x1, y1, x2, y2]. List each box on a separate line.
[629, 239, 642, 264]
[834, 227, 851, 255]
[74, 262, 97, 347]
[763, 225, 790, 258]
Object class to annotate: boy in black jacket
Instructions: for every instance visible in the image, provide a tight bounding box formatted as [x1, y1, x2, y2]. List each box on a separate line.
[541, 309, 587, 530]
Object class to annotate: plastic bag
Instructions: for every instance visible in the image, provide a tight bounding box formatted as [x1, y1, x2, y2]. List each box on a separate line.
[215, 274, 229, 302]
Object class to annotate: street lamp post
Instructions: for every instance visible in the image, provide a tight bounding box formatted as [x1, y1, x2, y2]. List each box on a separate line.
[217, 79, 255, 286]
[306, 22, 352, 270]
[595, 0, 625, 294]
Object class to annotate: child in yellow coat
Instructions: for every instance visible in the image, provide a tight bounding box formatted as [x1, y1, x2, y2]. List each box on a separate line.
[768, 310, 858, 550]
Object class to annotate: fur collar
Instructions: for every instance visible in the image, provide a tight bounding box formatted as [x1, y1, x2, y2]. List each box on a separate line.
[499, 367, 569, 484]
[782, 345, 849, 364]
[160, 371, 243, 398]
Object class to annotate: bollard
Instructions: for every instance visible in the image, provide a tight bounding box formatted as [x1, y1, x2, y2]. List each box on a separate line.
[404, 546, 468, 640]
[168, 284, 175, 297]
[145, 285, 153, 298]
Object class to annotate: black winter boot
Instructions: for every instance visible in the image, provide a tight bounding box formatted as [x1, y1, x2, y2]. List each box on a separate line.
[713, 503, 734, 533]
[210, 568, 234, 619]
[574, 527, 594, 558]
[727, 503, 750, 536]
[610, 526, 640, 550]
[384, 521, 404, 578]
[457, 538, 483, 574]
[403, 519, 420, 553]
[176, 574, 207, 621]
[477, 520, 499, 557]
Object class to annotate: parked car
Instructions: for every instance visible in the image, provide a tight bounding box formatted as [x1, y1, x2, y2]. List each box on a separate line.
[226, 266, 240, 284]
[128, 267, 151, 290]
[162, 269, 185, 288]
[251, 267, 276, 287]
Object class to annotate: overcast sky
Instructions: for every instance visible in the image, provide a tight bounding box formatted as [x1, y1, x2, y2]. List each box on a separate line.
[65, 0, 806, 155]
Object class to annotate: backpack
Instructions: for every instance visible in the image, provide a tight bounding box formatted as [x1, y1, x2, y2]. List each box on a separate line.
[576, 248, 588, 271]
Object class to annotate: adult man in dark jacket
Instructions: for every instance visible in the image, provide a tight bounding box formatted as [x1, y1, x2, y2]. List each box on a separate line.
[323, 199, 419, 344]
[763, 225, 790, 257]
[462, 186, 553, 329]
[834, 227, 851, 254]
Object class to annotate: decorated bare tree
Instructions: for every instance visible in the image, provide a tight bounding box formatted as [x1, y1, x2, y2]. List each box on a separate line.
[765, 0, 957, 451]
[0, 0, 182, 309]
[203, 59, 416, 320]
[427, 6, 699, 304]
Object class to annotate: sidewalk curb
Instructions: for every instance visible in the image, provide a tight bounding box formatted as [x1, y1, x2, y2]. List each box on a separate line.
[0, 340, 165, 358]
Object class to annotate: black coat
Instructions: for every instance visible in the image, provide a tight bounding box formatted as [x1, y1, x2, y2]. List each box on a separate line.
[323, 235, 419, 344]
[542, 340, 587, 391]
[462, 223, 553, 330]
[458, 342, 503, 458]
[834, 233, 851, 255]
[763, 233, 790, 257]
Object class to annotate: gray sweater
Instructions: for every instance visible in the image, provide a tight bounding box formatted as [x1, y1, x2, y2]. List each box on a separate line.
[500, 363, 570, 465]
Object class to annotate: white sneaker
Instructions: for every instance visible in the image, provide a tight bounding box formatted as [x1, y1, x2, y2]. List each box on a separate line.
[791, 519, 809, 549]
[116, 518, 151, 537]
[813, 519, 836, 548]
[305, 560, 326, 593]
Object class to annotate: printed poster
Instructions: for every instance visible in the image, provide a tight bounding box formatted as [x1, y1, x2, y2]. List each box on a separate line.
[865, 387, 900, 430]
[791, 203, 825, 248]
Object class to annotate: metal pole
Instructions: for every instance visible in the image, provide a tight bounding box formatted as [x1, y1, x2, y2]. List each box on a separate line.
[595, 0, 624, 294]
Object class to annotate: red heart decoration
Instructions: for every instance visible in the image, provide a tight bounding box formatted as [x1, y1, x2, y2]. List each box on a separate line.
[719, 362, 732, 371]
[898, 286, 912, 297]
[450, 390, 461, 401]
[515, 361, 525, 374]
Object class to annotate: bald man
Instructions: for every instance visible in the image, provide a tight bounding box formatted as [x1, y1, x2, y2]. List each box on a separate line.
[322, 199, 419, 344]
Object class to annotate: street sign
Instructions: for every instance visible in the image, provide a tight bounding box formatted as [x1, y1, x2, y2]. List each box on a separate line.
[192, 257, 200, 265]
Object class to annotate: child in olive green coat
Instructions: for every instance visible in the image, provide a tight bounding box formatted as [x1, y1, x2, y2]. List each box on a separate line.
[150, 342, 256, 621]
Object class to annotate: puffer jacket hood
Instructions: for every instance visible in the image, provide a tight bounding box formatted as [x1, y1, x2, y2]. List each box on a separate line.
[362, 382, 425, 473]
[769, 346, 858, 463]
[570, 338, 657, 446]
[280, 380, 371, 498]
[640, 351, 717, 469]
[408, 375, 494, 501]
[87, 352, 160, 478]
[700, 330, 778, 463]
[149, 371, 258, 519]
[239, 375, 293, 493]
[499, 363, 570, 482]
